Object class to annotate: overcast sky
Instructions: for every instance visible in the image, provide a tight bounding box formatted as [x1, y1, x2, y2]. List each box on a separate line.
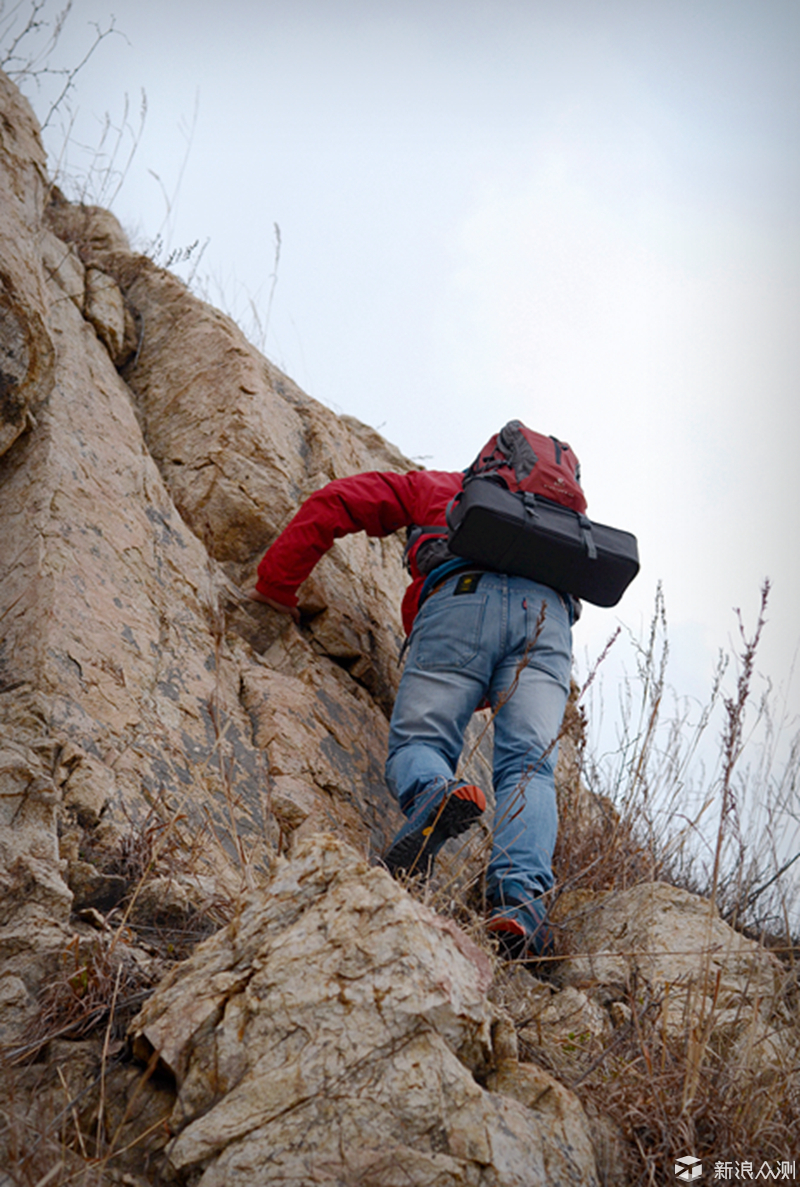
[6, 0, 799, 777]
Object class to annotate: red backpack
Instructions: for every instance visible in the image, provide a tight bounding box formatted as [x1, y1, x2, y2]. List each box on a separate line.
[462, 421, 587, 513]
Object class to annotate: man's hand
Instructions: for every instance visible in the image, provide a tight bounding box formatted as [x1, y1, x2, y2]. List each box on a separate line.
[245, 588, 301, 623]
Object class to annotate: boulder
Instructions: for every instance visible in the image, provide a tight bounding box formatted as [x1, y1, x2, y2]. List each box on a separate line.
[553, 881, 793, 1070]
[131, 834, 600, 1186]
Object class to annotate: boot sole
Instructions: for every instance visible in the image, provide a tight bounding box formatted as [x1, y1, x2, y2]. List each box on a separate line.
[385, 786, 485, 878]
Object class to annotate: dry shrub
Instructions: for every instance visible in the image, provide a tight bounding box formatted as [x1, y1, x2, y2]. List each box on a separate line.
[17, 938, 151, 1057]
[1, 788, 239, 1183]
[79, 789, 238, 960]
[1, 1034, 175, 1187]
[554, 791, 659, 899]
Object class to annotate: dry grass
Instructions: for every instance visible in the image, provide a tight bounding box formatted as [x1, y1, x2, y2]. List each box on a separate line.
[575, 985, 800, 1184]
[0, 792, 232, 1185]
[576, 583, 799, 937]
[10, 941, 151, 1064]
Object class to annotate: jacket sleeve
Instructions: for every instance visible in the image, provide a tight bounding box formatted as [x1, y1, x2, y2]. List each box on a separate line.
[254, 471, 421, 608]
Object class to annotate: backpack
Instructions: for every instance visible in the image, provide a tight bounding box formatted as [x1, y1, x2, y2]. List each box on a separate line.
[461, 421, 587, 512]
[445, 420, 640, 607]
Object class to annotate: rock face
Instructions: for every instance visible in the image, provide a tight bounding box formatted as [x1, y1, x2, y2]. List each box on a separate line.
[0, 67, 492, 1047]
[131, 835, 599, 1186]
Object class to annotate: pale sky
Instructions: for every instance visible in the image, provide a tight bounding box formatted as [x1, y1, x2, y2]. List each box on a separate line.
[6, 0, 799, 781]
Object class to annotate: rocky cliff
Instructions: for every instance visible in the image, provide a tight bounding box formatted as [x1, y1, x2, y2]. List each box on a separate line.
[1, 70, 796, 1185]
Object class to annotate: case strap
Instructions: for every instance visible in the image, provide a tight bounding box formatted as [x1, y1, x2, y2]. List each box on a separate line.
[579, 514, 598, 560]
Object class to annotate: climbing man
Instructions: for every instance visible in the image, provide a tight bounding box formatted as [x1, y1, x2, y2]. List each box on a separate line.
[246, 421, 582, 965]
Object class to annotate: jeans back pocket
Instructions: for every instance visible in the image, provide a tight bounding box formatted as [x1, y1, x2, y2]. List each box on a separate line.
[413, 591, 488, 670]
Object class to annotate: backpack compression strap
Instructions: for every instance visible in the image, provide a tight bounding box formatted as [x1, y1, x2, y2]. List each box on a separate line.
[495, 419, 538, 483]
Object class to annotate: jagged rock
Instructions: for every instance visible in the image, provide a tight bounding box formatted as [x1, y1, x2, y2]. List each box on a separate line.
[490, 963, 613, 1086]
[486, 1009, 603, 1176]
[268, 777, 314, 829]
[130, 835, 599, 1186]
[128, 872, 223, 930]
[59, 744, 116, 827]
[520, 986, 611, 1056]
[487, 1060, 599, 1184]
[45, 189, 133, 259]
[0, 65, 494, 1055]
[114, 261, 412, 715]
[239, 639, 400, 848]
[2, 61, 452, 1044]
[0, 184, 281, 1038]
[0, 743, 74, 1040]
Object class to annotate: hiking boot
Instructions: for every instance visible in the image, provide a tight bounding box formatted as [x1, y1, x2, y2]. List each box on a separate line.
[487, 898, 555, 973]
[384, 782, 486, 880]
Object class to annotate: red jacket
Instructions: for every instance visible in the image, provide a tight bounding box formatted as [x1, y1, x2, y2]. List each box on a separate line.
[255, 470, 462, 635]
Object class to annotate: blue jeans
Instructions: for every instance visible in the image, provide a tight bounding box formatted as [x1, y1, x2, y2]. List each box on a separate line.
[385, 572, 572, 911]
